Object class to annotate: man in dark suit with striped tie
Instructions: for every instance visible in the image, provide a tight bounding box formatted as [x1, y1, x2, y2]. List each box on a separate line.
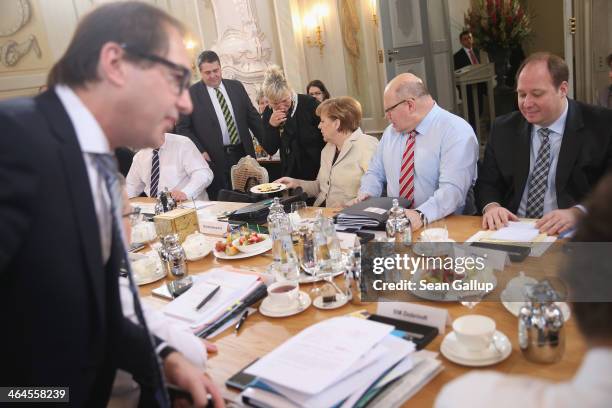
[175, 50, 265, 199]
[476, 52, 612, 235]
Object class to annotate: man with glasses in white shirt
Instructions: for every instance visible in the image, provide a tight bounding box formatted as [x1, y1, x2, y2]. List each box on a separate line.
[352, 73, 478, 229]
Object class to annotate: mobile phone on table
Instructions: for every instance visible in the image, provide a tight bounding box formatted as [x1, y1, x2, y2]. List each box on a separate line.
[225, 358, 259, 391]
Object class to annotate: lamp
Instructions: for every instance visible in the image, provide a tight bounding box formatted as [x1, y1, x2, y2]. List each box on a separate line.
[184, 38, 198, 75]
[369, 0, 378, 26]
[304, 3, 328, 55]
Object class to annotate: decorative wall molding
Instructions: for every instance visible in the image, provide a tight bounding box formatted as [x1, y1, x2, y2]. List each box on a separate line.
[1, 34, 41, 67]
[210, 0, 272, 99]
[0, 0, 32, 37]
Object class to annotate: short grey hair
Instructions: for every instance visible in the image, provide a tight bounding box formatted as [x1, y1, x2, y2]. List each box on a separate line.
[262, 65, 292, 103]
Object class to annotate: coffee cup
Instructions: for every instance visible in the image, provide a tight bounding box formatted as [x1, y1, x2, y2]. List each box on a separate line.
[267, 281, 300, 310]
[452, 315, 496, 351]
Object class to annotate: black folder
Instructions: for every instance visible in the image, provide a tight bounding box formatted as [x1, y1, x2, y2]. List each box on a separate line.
[335, 197, 411, 230]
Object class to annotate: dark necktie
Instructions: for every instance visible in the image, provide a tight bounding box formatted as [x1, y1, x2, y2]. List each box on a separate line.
[214, 87, 240, 145]
[525, 128, 552, 219]
[150, 148, 160, 198]
[93, 153, 170, 407]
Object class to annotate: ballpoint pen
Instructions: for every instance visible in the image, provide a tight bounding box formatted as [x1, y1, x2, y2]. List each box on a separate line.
[234, 310, 249, 334]
[195, 285, 221, 311]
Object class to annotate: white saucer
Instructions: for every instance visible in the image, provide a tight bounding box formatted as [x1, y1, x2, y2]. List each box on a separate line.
[313, 294, 349, 310]
[441, 330, 512, 367]
[501, 299, 571, 321]
[213, 239, 272, 260]
[259, 291, 311, 318]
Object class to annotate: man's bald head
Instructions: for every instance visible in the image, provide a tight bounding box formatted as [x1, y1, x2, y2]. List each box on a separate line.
[383, 72, 433, 133]
[385, 73, 430, 101]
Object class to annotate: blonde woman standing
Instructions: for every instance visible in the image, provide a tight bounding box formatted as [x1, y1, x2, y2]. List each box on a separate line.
[260, 65, 325, 180]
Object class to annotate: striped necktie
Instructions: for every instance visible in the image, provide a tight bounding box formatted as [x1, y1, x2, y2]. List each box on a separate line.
[215, 87, 240, 145]
[150, 148, 160, 198]
[399, 130, 417, 206]
[525, 128, 552, 219]
[93, 153, 170, 407]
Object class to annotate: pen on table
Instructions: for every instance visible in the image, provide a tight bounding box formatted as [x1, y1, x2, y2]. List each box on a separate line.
[195, 285, 221, 311]
[234, 310, 249, 334]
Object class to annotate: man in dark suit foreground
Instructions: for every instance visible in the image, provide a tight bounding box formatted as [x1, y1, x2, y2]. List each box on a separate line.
[476, 52, 612, 235]
[175, 50, 264, 199]
[0, 2, 222, 407]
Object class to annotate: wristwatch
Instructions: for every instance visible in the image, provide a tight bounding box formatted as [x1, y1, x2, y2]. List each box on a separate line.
[414, 210, 427, 226]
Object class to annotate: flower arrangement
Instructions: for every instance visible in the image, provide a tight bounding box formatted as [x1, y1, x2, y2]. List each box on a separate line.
[464, 0, 532, 52]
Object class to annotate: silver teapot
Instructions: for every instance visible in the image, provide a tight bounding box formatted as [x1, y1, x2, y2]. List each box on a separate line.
[386, 199, 411, 243]
[157, 234, 192, 297]
[518, 280, 565, 363]
[154, 188, 177, 215]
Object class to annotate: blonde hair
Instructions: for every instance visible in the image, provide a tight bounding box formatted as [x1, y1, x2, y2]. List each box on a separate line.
[316, 97, 362, 133]
[263, 65, 292, 103]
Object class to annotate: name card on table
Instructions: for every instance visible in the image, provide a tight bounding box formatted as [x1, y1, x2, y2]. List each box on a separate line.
[199, 220, 229, 236]
[377, 302, 451, 334]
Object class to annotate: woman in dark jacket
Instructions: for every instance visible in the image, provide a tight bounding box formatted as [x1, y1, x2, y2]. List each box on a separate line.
[260, 65, 325, 180]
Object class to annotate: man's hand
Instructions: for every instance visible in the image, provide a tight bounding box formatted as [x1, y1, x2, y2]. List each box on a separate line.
[170, 190, 188, 202]
[405, 209, 423, 231]
[200, 339, 218, 355]
[482, 204, 519, 230]
[535, 208, 582, 235]
[345, 192, 370, 207]
[269, 110, 287, 128]
[163, 352, 225, 408]
[202, 151, 211, 162]
[275, 177, 300, 189]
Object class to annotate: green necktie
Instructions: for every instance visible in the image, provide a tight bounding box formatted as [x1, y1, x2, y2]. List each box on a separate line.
[215, 87, 240, 145]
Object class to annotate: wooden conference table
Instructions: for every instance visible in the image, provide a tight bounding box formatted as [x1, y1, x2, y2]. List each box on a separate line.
[135, 200, 587, 407]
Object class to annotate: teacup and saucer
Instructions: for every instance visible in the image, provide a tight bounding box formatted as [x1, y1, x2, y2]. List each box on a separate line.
[441, 315, 512, 366]
[259, 281, 311, 318]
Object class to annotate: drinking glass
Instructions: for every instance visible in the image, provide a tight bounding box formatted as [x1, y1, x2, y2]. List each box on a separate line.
[290, 201, 307, 229]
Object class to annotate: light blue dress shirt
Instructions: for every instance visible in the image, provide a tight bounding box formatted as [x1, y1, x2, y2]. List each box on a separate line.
[517, 100, 569, 217]
[359, 103, 478, 222]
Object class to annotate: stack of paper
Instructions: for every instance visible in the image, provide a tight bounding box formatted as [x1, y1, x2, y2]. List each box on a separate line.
[489, 221, 540, 242]
[240, 317, 438, 408]
[162, 268, 261, 331]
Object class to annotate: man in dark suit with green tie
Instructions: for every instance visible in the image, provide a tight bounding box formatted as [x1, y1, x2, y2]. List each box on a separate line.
[175, 51, 265, 199]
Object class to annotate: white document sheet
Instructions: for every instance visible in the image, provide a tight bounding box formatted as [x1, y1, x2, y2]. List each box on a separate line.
[489, 221, 540, 241]
[262, 335, 414, 408]
[162, 269, 259, 325]
[245, 317, 394, 395]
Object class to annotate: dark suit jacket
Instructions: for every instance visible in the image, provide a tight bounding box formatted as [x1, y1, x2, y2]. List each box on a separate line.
[175, 78, 264, 175]
[260, 94, 325, 180]
[0, 91, 159, 406]
[475, 99, 612, 213]
[453, 47, 480, 70]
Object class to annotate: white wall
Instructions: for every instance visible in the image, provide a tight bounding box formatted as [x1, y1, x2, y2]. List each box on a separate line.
[447, 0, 471, 54]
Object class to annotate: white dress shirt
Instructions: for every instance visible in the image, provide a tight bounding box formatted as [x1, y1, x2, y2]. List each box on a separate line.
[207, 82, 239, 146]
[126, 133, 213, 200]
[359, 103, 478, 222]
[55, 85, 113, 262]
[435, 348, 612, 408]
[517, 99, 569, 217]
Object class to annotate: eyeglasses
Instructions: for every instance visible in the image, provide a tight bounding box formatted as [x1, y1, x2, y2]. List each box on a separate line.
[384, 99, 409, 114]
[120, 43, 191, 95]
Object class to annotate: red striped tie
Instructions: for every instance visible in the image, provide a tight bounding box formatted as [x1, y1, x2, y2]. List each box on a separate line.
[399, 130, 417, 205]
